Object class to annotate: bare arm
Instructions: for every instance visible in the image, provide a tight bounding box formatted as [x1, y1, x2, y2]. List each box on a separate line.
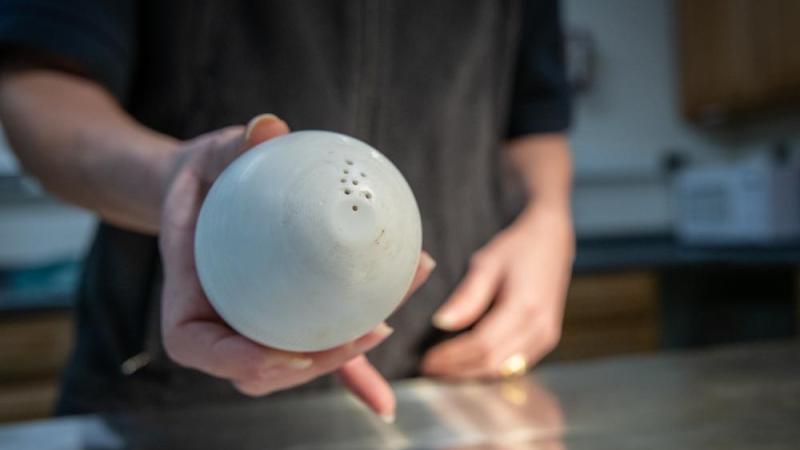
[0, 63, 436, 418]
[505, 132, 573, 217]
[0, 66, 179, 234]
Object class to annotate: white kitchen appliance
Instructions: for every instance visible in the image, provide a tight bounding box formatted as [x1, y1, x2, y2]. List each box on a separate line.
[672, 154, 800, 244]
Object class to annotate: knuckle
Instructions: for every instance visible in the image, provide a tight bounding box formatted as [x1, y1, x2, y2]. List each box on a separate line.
[221, 125, 246, 137]
[213, 127, 244, 148]
[469, 252, 490, 270]
[209, 133, 228, 149]
[296, 371, 320, 386]
[472, 339, 493, 364]
[478, 351, 496, 368]
[189, 142, 213, 163]
[240, 363, 265, 383]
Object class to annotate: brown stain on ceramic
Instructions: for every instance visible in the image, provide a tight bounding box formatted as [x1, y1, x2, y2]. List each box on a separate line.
[374, 228, 386, 246]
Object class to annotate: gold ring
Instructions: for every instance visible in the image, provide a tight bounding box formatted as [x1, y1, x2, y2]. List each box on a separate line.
[499, 353, 528, 378]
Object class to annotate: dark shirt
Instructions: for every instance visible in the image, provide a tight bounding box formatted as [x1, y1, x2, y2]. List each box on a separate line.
[0, 0, 570, 414]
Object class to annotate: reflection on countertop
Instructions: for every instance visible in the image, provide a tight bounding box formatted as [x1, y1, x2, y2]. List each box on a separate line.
[1, 339, 799, 449]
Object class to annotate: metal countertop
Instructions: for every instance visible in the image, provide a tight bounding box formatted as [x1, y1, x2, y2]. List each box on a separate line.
[1, 339, 798, 449]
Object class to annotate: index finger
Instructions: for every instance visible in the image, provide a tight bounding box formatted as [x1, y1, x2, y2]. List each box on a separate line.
[337, 355, 395, 421]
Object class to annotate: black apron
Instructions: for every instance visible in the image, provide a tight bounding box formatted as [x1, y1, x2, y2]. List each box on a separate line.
[0, 0, 570, 414]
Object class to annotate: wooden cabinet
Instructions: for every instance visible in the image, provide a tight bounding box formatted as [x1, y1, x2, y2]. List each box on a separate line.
[0, 311, 72, 423]
[677, 0, 800, 124]
[550, 271, 660, 361]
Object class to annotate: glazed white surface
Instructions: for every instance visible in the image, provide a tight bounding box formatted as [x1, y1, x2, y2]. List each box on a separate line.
[194, 131, 422, 351]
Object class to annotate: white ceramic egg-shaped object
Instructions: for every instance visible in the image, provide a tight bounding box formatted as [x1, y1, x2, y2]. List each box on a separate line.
[194, 130, 422, 352]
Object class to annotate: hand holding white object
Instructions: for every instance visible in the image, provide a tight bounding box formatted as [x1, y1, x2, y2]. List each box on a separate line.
[159, 114, 435, 422]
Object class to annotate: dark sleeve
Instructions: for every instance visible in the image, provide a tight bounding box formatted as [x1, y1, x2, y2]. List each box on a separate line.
[506, 0, 572, 138]
[0, 0, 136, 100]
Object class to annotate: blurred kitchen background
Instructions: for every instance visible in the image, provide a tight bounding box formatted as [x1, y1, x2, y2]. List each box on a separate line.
[2, 0, 800, 423]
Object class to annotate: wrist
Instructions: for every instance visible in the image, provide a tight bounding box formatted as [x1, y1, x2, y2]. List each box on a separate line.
[119, 126, 180, 230]
[159, 138, 190, 200]
[513, 199, 575, 257]
[519, 197, 572, 226]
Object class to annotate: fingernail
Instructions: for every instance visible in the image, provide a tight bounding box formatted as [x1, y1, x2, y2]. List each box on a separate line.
[421, 252, 437, 272]
[374, 323, 394, 338]
[285, 357, 313, 370]
[379, 412, 396, 424]
[432, 313, 456, 330]
[244, 113, 279, 140]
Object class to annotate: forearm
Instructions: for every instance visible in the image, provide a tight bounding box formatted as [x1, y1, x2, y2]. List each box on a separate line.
[505, 133, 573, 217]
[0, 67, 179, 234]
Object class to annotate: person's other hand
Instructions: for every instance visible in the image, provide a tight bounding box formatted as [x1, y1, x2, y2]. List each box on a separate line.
[159, 114, 435, 421]
[421, 207, 573, 378]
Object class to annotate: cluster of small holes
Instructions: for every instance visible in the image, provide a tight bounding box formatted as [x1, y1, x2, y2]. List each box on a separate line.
[338, 158, 372, 211]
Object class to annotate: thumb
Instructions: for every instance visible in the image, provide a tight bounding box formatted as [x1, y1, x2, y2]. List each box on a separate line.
[189, 114, 289, 188]
[244, 113, 290, 148]
[337, 355, 396, 423]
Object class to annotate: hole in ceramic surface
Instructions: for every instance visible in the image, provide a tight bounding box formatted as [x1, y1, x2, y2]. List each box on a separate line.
[343, 169, 349, 174]
[340, 178, 346, 183]
[344, 189, 351, 195]
[352, 205, 359, 212]
[365, 192, 372, 199]
[352, 180, 359, 185]
[346, 159, 354, 165]
[361, 172, 366, 177]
